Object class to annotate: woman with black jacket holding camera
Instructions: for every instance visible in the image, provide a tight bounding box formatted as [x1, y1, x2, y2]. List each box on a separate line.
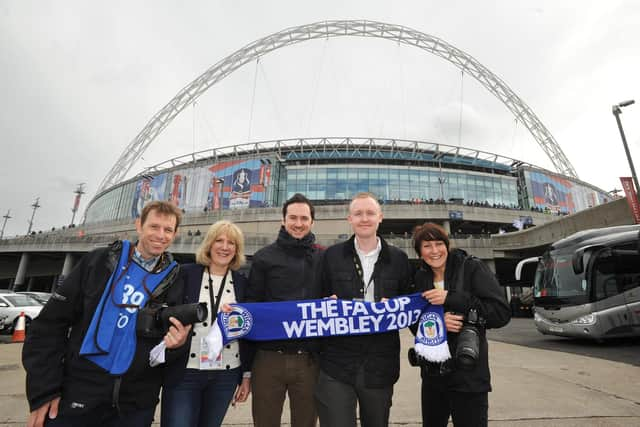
[412, 222, 510, 427]
[162, 220, 252, 427]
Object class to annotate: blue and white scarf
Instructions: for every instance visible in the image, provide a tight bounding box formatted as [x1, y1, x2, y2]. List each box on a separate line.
[206, 293, 450, 362]
[79, 240, 177, 374]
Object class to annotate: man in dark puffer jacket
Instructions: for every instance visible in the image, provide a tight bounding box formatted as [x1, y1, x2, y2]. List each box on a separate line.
[246, 193, 324, 427]
[315, 192, 414, 427]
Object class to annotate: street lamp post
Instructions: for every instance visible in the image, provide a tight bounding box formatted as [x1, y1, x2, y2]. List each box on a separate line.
[612, 100, 639, 199]
[1, 209, 11, 239]
[27, 197, 41, 235]
[70, 183, 86, 226]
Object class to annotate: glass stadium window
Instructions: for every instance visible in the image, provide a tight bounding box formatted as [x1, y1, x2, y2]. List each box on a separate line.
[307, 168, 317, 181]
[336, 182, 348, 200]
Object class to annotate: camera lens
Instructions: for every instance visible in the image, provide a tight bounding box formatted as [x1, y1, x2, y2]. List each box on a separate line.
[456, 326, 480, 369]
[195, 303, 208, 322]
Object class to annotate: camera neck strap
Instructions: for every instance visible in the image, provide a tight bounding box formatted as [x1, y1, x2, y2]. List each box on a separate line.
[450, 257, 467, 292]
[206, 267, 229, 323]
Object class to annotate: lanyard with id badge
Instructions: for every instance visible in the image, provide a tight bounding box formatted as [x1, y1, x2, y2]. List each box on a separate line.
[199, 268, 229, 369]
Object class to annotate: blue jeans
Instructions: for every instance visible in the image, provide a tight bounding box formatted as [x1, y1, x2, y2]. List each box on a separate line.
[45, 405, 155, 427]
[161, 368, 241, 427]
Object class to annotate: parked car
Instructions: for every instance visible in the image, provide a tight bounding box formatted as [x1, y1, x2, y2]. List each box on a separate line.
[17, 291, 51, 305]
[0, 293, 43, 334]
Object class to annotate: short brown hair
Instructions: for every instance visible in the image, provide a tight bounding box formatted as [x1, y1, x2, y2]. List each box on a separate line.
[413, 222, 450, 255]
[195, 220, 246, 271]
[140, 201, 182, 231]
[283, 193, 315, 220]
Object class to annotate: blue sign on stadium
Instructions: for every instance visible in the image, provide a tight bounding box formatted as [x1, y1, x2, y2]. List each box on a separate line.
[449, 210, 464, 220]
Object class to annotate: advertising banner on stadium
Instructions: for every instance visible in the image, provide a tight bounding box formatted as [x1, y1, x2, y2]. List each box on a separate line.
[525, 170, 610, 214]
[169, 173, 188, 208]
[131, 173, 168, 218]
[207, 159, 268, 210]
[620, 177, 640, 224]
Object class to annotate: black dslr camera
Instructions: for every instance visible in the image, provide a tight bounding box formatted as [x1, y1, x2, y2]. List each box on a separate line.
[137, 302, 208, 338]
[455, 308, 485, 369]
[407, 308, 485, 372]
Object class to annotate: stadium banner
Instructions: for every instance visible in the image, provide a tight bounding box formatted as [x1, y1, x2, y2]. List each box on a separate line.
[131, 173, 168, 218]
[620, 177, 640, 224]
[525, 170, 611, 214]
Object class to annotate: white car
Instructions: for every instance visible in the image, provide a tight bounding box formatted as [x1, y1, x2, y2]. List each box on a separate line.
[0, 293, 43, 334]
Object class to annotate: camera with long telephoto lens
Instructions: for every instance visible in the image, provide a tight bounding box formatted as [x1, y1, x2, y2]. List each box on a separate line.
[136, 302, 208, 338]
[455, 308, 485, 370]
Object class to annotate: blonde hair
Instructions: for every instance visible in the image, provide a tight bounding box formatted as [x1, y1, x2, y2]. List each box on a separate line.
[195, 220, 246, 271]
[349, 192, 381, 213]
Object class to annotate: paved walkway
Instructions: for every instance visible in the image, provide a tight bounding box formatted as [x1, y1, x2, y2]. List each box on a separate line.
[1, 330, 639, 426]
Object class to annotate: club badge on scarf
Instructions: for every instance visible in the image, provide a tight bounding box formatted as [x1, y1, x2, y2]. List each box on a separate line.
[205, 293, 449, 363]
[414, 305, 451, 362]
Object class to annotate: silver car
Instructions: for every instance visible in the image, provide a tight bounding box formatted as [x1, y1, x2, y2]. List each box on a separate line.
[17, 291, 51, 305]
[0, 293, 43, 334]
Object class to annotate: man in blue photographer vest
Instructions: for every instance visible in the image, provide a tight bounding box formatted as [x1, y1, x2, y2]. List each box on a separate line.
[315, 192, 414, 427]
[22, 201, 191, 427]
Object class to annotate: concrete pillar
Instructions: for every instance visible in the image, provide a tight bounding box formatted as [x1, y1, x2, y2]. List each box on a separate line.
[27, 276, 36, 291]
[442, 220, 451, 236]
[484, 258, 496, 273]
[12, 252, 29, 292]
[54, 253, 75, 292]
[61, 253, 75, 277]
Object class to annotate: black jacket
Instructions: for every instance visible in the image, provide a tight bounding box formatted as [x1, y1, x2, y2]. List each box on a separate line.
[22, 241, 185, 413]
[246, 226, 324, 353]
[319, 235, 414, 388]
[163, 263, 253, 387]
[414, 248, 511, 392]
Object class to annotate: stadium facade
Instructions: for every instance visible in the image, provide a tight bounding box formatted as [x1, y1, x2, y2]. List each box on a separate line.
[85, 137, 611, 232]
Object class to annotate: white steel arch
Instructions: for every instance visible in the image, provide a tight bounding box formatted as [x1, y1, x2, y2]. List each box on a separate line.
[98, 20, 577, 193]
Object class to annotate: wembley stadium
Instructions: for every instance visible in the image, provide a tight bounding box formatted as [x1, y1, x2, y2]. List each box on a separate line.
[84, 136, 611, 236]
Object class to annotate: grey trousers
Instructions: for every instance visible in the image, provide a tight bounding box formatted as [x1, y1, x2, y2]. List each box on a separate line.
[315, 367, 393, 427]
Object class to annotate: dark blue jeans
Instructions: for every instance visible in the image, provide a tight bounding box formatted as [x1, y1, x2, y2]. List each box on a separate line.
[161, 368, 240, 427]
[45, 405, 155, 427]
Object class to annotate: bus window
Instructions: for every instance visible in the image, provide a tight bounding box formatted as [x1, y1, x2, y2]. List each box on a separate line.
[592, 247, 640, 301]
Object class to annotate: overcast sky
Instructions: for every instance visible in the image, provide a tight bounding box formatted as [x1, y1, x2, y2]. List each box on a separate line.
[2, 0, 640, 237]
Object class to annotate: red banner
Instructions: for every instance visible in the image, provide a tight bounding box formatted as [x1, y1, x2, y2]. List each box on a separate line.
[620, 177, 640, 224]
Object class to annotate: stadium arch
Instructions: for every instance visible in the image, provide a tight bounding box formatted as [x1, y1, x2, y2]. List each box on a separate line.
[97, 19, 577, 196]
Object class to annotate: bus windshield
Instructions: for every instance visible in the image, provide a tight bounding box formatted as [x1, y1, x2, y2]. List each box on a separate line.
[534, 249, 589, 306]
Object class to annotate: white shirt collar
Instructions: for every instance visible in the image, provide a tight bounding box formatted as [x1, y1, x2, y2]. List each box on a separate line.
[354, 236, 382, 258]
